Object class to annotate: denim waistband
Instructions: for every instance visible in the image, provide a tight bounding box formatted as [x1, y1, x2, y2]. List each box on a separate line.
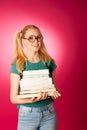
[39, 102, 54, 112]
[19, 102, 54, 113]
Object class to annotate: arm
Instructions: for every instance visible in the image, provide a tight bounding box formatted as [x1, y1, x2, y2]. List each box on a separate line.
[10, 73, 48, 104]
[51, 69, 61, 99]
[52, 69, 56, 85]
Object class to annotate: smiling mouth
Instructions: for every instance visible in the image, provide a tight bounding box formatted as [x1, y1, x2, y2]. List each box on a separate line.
[32, 45, 39, 47]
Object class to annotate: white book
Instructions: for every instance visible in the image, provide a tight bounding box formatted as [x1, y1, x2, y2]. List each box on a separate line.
[23, 74, 49, 78]
[20, 88, 56, 94]
[22, 77, 49, 80]
[23, 69, 49, 76]
[20, 78, 52, 87]
[17, 91, 61, 98]
[20, 84, 55, 91]
[17, 93, 41, 98]
[20, 77, 52, 83]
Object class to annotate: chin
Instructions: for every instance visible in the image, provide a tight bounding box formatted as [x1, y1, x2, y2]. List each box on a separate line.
[32, 48, 40, 52]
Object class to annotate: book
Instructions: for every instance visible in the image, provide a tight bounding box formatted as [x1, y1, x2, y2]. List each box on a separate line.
[18, 69, 58, 98]
[23, 69, 49, 78]
[17, 92, 61, 98]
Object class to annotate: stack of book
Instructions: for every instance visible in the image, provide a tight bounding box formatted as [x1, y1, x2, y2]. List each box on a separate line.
[17, 69, 57, 98]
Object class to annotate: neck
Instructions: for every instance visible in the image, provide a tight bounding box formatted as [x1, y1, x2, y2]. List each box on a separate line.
[26, 51, 40, 63]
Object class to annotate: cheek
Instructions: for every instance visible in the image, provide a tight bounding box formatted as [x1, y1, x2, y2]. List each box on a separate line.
[39, 42, 41, 47]
[24, 42, 30, 48]
[39, 42, 42, 47]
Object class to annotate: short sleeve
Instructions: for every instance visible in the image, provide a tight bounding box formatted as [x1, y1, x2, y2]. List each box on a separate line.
[49, 60, 57, 71]
[46, 59, 57, 76]
[10, 61, 20, 75]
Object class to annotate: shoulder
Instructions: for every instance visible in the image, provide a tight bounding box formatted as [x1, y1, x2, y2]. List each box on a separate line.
[46, 59, 57, 70]
[10, 61, 20, 75]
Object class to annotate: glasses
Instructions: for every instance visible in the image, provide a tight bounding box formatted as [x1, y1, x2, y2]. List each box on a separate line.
[23, 35, 43, 42]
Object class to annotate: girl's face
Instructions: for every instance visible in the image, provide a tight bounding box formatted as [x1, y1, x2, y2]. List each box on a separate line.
[23, 28, 43, 53]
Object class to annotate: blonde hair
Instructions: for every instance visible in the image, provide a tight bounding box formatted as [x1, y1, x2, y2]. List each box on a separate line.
[11, 25, 52, 73]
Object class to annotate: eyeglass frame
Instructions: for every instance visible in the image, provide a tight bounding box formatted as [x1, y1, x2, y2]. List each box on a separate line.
[22, 35, 43, 42]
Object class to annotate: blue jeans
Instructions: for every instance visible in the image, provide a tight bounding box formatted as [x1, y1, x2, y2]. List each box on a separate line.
[17, 102, 58, 130]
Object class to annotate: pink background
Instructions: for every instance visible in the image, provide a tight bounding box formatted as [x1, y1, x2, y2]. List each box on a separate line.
[0, 0, 87, 130]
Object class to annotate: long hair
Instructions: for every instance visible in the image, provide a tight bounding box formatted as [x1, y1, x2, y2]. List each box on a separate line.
[11, 25, 52, 73]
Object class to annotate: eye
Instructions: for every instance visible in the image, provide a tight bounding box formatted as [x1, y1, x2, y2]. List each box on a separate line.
[38, 36, 41, 39]
[28, 36, 35, 41]
[37, 36, 43, 40]
[29, 36, 34, 40]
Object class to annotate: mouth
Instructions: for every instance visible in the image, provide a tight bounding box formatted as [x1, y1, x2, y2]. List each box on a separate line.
[32, 45, 39, 48]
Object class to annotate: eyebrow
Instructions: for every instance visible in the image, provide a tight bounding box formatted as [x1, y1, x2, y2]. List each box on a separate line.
[28, 34, 42, 37]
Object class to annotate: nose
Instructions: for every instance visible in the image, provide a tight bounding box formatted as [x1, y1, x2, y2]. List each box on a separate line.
[35, 38, 38, 42]
[35, 37, 39, 42]
[33, 40, 37, 44]
[32, 39, 39, 46]
[34, 38, 39, 43]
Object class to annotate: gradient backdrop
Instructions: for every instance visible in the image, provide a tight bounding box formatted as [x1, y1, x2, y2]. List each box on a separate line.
[0, 0, 87, 130]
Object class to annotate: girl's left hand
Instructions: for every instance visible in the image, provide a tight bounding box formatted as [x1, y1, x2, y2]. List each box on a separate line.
[51, 89, 61, 99]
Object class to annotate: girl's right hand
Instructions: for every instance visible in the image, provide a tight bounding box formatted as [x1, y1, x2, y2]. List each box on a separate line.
[29, 92, 48, 103]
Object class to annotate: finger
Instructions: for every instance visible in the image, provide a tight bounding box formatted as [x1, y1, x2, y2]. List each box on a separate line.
[56, 89, 61, 96]
[43, 92, 47, 98]
[51, 91, 60, 99]
[54, 91, 60, 97]
[35, 93, 42, 101]
[29, 97, 36, 102]
[51, 96, 56, 100]
[41, 92, 48, 100]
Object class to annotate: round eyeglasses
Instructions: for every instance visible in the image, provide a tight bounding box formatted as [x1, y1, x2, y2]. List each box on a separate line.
[23, 35, 43, 42]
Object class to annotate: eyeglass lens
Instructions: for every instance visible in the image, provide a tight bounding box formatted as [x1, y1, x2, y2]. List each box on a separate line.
[24, 35, 43, 42]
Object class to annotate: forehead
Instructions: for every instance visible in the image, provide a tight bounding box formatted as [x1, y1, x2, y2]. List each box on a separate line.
[25, 28, 41, 37]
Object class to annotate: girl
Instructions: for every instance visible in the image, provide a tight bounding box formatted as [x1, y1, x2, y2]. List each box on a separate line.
[10, 25, 60, 130]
